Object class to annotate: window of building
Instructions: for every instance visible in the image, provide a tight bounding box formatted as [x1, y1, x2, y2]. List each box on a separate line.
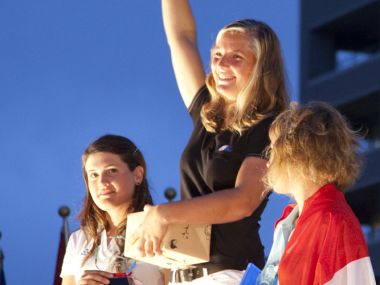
[336, 50, 372, 71]
[308, 2, 380, 77]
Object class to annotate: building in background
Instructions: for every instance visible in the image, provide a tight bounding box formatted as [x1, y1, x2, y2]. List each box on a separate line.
[299, 0, 380, 280]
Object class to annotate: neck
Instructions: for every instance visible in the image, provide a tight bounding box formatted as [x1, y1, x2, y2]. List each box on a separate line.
[293, 182, 322, 214]
[106, 207, 127, 236]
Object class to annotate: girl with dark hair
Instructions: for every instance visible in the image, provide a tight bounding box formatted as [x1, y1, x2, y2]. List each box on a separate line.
[61, 134, 164, 285]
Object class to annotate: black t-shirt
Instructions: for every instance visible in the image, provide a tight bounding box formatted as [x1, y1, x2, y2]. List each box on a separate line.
[180, 86, 273, 270]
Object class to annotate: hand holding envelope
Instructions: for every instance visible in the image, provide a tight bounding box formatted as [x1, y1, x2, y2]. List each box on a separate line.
[124, 208, 211, 269]
[126, 205, 169, 257]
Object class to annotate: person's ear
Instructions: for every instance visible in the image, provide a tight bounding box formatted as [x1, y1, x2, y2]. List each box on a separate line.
[133, 166, 144, 186]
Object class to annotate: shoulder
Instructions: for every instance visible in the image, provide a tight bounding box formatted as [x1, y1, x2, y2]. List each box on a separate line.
[67, 228, 93, 251]
[243, 116, 276, 145]
[300, 185, 356, 225]
[302, 199, 355, 227]
[301, 195, 364, 245]
[188, 85, 209, 112]
[323, 204, 363, 235]
[61, 229, 91, 279]
[245, 115, 275, 136]
[315, 204, 370, 282]
[69, 229, 86, 243]
[239, 115, 275, 157]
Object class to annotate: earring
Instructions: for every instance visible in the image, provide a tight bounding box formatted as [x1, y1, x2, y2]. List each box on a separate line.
[135, 181, 141, 186]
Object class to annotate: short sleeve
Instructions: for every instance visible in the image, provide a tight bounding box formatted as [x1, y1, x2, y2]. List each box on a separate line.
[60, 229, 92, 282]
[60, 232, 77, 277]
[187, 85, 209, 123]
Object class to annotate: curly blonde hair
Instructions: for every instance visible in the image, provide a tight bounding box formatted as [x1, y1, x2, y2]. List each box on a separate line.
[265, 101, 363, 192]
[202, 19, 289, 133]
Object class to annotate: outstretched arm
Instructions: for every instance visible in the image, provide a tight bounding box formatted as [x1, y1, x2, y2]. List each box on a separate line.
[162, 0, 206, 107]
[128, 156, 267, 256]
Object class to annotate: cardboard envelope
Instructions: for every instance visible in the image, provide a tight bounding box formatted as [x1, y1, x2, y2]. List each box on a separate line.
[124, 211, 211, 269]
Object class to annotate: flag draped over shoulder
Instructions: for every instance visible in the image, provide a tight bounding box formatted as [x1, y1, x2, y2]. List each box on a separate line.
[276, 184, 376, 284]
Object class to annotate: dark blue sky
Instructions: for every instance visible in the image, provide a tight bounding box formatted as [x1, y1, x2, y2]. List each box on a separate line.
[0, 1, 298, 284]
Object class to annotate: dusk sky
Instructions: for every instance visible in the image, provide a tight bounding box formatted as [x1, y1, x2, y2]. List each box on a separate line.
[0, 1, 298, 284]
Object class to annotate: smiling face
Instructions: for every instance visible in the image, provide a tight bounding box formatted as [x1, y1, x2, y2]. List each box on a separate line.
[211, 30, 256, 103]
[84, 151, 143, 214]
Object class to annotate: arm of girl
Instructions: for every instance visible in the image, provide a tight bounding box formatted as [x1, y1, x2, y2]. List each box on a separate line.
[128, 157, 267, 256]
[162, 0, 205, 107]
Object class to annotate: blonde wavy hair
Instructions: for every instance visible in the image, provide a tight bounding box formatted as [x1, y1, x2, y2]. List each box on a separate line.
[202, 19, 289, 133]
[265, 101, 363, 192]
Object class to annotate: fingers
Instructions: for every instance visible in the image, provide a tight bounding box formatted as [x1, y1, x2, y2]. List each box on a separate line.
[142, 236, 163, 256]
[145, 239, 154, 257]
[125, 206, 166, 257]
[132, 235, 144, 257]
[129, 234, 162, 257]
[152, 236, 163, 255]
[79, 270, 112, 285]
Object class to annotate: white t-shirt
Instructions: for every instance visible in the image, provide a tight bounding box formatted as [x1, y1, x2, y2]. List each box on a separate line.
[60, 229, 163, 285]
